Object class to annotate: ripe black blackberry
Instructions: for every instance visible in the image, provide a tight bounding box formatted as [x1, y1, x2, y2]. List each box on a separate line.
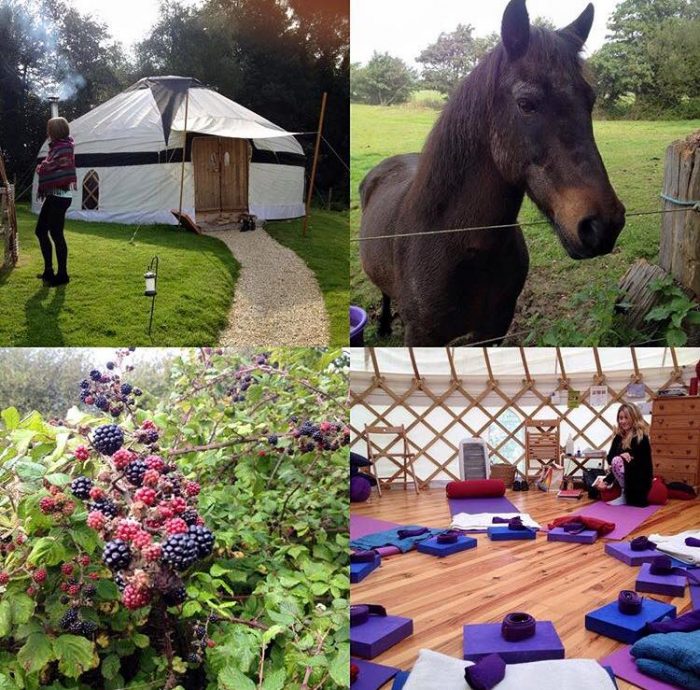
[312, 431, 324, 442]
[114, 572, 127, 592]
[124, 459, 148, 487]
[133, 388, 143, 396]
[88, 497, 118, 518]
[70, 476, 93, 500]
[102, 539, 132, 570]
[92, 424, 124, 455]
[163, 585, 187, 606]
[94, 395, 109, 411]
[141, 429, 159, 444]
[181, 509, 199, 526]
[161, 533, 199, 571]
[267, 434, 278, 446]
[89, 370, 101, 381]
[69, 620, 83, 634]
[84, 584, 97, 598]
[80, 379, 90, 389]
[80, 620, 98, 636]
[121, 383, 132, 395]
[194, 624, 206, 638]
[60, 607, 79, 630]
[106, 361, 115, 370]
[186, 653, 201, 664]
[188, 525, 215, 558]
[60, 595, 70, 605]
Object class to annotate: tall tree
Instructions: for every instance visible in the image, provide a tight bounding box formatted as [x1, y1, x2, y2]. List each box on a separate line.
[352, 52, 417, 105]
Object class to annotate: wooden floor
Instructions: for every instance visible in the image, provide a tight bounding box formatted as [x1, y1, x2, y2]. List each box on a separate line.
[351, 486, 700, 690]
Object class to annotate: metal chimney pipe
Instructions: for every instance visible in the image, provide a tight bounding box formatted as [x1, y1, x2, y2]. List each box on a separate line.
[48, 96, 59, 119]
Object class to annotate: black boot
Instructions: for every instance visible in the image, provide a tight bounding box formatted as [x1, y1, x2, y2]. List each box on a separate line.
[37, 269, 54, 281]
[49, 273, 70, 287]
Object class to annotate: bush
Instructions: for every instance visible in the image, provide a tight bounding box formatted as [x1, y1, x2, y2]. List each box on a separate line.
[0, 348, 349, 689]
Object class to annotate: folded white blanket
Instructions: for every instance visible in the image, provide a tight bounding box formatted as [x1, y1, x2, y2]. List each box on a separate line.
[402, 649, 616, 690]
[450, 512, 541, 531]
[648, 530, 700, 565]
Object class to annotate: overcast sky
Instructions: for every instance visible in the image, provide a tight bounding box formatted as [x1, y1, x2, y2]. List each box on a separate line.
[71, 0, 200, 52]
[351, 0, 622, 68]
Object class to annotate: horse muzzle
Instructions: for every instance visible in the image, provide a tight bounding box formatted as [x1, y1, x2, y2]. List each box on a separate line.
[573, 209, 626, 259]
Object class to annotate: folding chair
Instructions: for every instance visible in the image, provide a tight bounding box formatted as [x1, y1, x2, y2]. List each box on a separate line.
[524, 418, 562, 481]
[364, 425, 420, 496]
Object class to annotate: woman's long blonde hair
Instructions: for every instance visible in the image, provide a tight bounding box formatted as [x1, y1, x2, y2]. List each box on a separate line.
[614, 402, 648, 449]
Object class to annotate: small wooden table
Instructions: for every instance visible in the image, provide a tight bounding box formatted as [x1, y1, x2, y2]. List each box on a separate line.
[562, 450, 607, 485]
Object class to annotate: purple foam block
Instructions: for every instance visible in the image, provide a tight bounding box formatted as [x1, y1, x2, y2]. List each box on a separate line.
[416, 535, 477, 557]
[463, 620, 564, 663]
[605, 541, 661, 566]
[547, 527, 598, 544]
[635, 563, 687, 597]
[585, 598, 676, 644]
[487, 526, 536, 541]
[351, 614, 413, 659]
[692, 584, 700, 610]
[351, 554, 381, 583]
[351, 658, 400, 690]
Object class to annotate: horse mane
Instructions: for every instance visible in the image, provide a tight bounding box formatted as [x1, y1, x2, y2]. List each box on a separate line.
[408, 27, 588, 225]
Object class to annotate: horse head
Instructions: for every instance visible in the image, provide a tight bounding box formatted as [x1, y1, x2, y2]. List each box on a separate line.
[490, 0, 625, 259]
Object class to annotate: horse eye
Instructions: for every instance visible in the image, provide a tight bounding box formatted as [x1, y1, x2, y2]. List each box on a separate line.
[517, 98, 536, 114]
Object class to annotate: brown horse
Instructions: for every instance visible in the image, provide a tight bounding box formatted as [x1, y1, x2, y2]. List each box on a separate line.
[359, 0, 626, 346]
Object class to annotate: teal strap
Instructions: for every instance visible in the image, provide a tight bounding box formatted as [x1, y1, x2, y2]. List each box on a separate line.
[660, 193, 700, 211]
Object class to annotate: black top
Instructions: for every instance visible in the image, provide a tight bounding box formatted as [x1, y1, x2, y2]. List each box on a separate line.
[606, 433, 653, 507]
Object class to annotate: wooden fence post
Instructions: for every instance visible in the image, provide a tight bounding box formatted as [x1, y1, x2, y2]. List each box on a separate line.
[660, 131, 700, 296]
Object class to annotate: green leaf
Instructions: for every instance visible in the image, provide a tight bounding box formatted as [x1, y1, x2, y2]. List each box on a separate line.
[261, 666, 286, 690]
[10, 594, 36, 624]
[28, 537, 68, 566]
[71, 525, 100, 554]
[1, 407, 20, 431]
[53, 635, 97, 678]
[329, 644, 350, 686]
[44, 472, 72, 487]
[666, 327, 688, 346]
[0, 601, 11, 637]
[182, 600, 202, 617]
[210, 563, 231, 577]
[17, 632, 54, 674]
[218, 666, 256, 690]
[96, 579, 119, 600]
[101, 653, 120, 680]
[0, 673, 18, 690]
[132, 633, 150, 649]
[261, 625, 285, 645]
[685, 310, 700, 325]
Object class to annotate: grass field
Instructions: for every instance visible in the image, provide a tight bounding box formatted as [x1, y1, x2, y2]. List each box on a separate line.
[0, 206, 348, 346]
[351, 103, 700, 345]
[265, 209, 349, 346]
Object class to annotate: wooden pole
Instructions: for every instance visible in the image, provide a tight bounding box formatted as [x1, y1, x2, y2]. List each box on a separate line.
[302, 91, 328, 237]
[178, 90, 190, 219]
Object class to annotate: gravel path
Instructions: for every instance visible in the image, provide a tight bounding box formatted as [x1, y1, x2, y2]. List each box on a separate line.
[204, 226, 330, 346]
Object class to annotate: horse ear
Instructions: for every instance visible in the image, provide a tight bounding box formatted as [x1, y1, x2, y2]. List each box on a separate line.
[559, 3, 594, 49]
[501, 0, 530, 61]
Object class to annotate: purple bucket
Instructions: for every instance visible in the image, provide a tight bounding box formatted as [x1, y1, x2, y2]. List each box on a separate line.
[350, 306, 368, 346]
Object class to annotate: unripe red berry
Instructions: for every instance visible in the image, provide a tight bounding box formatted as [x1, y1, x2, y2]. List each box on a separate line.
[115, 519, 141, 542]
[74, 445, 90, 461]
[60, 582, 70, 592]
[68, 584, 81, 596]
[78, 555, 90, 567]
[157, 503, 175, 519]
[185, 481, 200, 497]
[142, 469, 160, 487]
[89, 487, 106, 500]
[145, 455, 164, 471]
[88, 572, 100, 580]
[39, 496, 56, 514]
[49, 485, 61, 496]
[112, 448, 135, 470]
[0, 572, 9, 585]
[33, 569, 47, 583]
[164, 518, 188, 535]
[171, 497, 187, 515]
[87, 511, 107, 530]
[122, 584, 151, 609]
[134, 487, 157, 506]
[320, 421, 331, 433]
[143, 543, 162, 562]
[62, 501, 76, 516]
[206, 639, 216, 648]
[142, 420, 156, 430]
[26, 586, 36, 597]
[15, 533, 26, 545]
[132, 530, 152, 549]
[61, 563, 73, 576]
[84, 396, 94, 405]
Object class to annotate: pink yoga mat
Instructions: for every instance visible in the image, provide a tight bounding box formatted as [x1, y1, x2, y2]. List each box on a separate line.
[447, 496, 518, 517]
[350, 515, 400, 540]
[601, 646, 685, 690]
[577, 501, 662, 540]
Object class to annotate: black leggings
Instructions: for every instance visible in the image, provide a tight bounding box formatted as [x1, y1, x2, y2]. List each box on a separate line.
[35, 195, 71, 276]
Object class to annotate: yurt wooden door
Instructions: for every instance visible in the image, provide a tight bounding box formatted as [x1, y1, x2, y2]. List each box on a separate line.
[192, 137, 248, 213]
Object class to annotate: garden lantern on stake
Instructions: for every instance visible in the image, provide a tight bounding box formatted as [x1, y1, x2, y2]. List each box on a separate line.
[144, 256, 159, 336]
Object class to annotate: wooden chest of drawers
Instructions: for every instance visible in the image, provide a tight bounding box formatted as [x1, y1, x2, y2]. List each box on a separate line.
[650, 397, 700, 487]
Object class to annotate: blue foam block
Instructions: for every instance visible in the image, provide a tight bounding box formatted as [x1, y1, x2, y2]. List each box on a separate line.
[585, 598, 677, 644]
[392, 671, 410, 690]
[487, 526, 536, 541]
[416, 535, 477, 557]
[351, 614, 413, 659]
[635, 562, 687, 597]
[463, 620, 564, 663]
[604, 542, 693, 568]
[547, 527, 598, 544]
[351, 554, 381, 583]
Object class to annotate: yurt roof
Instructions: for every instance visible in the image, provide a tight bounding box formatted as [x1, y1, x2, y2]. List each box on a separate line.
[40, 76, 303, 156]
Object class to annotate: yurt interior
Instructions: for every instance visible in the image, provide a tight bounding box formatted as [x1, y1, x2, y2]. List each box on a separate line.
[349, 347, 700, 690]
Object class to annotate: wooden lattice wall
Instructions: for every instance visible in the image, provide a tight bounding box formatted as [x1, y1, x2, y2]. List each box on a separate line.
[350, 347, 688, 488]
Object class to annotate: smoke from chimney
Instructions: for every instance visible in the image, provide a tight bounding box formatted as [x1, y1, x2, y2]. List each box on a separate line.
[48, 96, 59, 119]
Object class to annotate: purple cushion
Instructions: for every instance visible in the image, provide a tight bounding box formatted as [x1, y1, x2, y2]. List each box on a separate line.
[351, 476, 372, 503]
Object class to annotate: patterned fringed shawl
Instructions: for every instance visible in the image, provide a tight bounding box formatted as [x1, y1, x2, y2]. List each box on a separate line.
[36, 137, 76, 199]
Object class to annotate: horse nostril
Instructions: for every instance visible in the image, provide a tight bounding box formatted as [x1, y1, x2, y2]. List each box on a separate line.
[577, 215, 616, 256]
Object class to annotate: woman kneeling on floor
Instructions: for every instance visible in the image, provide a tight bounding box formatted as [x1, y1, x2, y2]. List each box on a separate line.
[592, 402, 653, 506]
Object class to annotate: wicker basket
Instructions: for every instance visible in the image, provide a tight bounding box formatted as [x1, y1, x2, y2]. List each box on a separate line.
[489, 463, 517, 486]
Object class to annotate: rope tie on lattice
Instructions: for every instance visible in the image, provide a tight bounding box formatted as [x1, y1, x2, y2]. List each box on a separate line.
[660, 193, 700, 212]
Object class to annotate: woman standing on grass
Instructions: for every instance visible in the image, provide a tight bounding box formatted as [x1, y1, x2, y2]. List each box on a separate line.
[592, 402, 653, 507]
[35, 117, 76, 286]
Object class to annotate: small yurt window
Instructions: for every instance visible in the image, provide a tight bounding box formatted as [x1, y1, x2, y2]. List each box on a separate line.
[488, 409, 524, 466]
[82, 170, 99, 210]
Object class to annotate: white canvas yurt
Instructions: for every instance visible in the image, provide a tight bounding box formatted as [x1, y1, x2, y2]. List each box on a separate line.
[32, 76, 306, 225]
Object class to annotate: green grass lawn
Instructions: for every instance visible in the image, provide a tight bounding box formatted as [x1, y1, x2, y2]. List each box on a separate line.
[351, 103, 700, 345]
[0, 204, 241, 346]
[265, 209, 349, 346]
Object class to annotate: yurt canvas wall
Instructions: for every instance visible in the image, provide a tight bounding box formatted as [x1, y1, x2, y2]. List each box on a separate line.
[31, 77, 306, 225]
[350, 348, 700, 486]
